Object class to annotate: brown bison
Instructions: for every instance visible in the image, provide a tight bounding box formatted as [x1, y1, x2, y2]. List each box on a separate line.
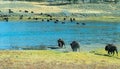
[57, 39, 65, 48]
[105, 44, 118, 56]
[70, 41, 80, 52]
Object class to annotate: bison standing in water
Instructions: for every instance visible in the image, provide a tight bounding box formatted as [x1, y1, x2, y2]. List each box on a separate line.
[57, 39, 65, 48]
[70, 41, 80, 52]
[105, 44, 118, 56]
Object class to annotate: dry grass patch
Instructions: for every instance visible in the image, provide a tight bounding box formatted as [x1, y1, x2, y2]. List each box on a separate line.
[0, 50, 120, 69]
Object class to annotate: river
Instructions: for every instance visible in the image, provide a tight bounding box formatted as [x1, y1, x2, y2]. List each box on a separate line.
[0, 21, 120, 50]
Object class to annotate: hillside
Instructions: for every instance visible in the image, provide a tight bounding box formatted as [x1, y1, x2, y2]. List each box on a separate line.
[0, 1, 120, 22]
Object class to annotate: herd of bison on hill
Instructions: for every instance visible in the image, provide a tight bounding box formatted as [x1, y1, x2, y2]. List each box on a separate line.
[0, 9, 86, 25]
[0, 9, 119, 56]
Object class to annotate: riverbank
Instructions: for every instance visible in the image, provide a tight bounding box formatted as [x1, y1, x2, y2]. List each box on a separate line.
[0, 1, 120, 22]
[0, 50, 119, 69]
[1, 15, 120, 22]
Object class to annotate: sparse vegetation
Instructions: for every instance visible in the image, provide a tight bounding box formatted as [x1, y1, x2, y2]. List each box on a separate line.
[0, 1, 120, 22]
[0, 50, 120, 69]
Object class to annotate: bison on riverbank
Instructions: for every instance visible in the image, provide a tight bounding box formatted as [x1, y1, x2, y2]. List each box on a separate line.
[57, 39, 65, 48]
[105, 44, 118, 56]
[70, 41, 80, 52]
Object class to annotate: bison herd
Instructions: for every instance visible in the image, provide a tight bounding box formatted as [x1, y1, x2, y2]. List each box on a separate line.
[58, 39, 118, 56]
[0, 9, 119, 56]
[0, 9, 87, 25]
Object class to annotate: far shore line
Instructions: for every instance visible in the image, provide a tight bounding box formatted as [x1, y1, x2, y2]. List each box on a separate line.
[0, 15, 120, 22]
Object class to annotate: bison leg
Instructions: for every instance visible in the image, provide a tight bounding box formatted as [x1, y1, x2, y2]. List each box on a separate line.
[112, 51, 115, 56]
[116, 50, 118, 56]
[73, 48, 77, 52]
[108, 51, 110, 55]
[58, 42, 63, 48]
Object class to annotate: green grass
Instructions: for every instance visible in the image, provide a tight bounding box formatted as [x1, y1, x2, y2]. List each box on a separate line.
[0, 50, 120, 69]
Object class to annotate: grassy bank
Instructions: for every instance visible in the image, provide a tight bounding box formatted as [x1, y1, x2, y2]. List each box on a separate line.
[0, 50, 120, 69]
[0, 1, 120, 22]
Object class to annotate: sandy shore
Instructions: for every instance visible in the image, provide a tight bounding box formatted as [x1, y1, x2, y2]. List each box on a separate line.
[52, 43, 120, 52]
[8, 43, 120, 53]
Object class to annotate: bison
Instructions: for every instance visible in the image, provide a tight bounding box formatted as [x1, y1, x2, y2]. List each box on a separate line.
[57, 39, 65, 48]
[105, 44, 118, 56]
[70, 41, 80, 52]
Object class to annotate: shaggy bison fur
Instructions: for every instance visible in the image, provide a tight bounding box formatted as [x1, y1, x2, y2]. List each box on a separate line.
[105, 44, 118, 56]
[57, 39, 65, 48]
[70, 41, 80, 52]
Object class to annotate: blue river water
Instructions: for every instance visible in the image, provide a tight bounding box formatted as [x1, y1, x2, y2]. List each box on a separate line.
[0, 21, 120, 49]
